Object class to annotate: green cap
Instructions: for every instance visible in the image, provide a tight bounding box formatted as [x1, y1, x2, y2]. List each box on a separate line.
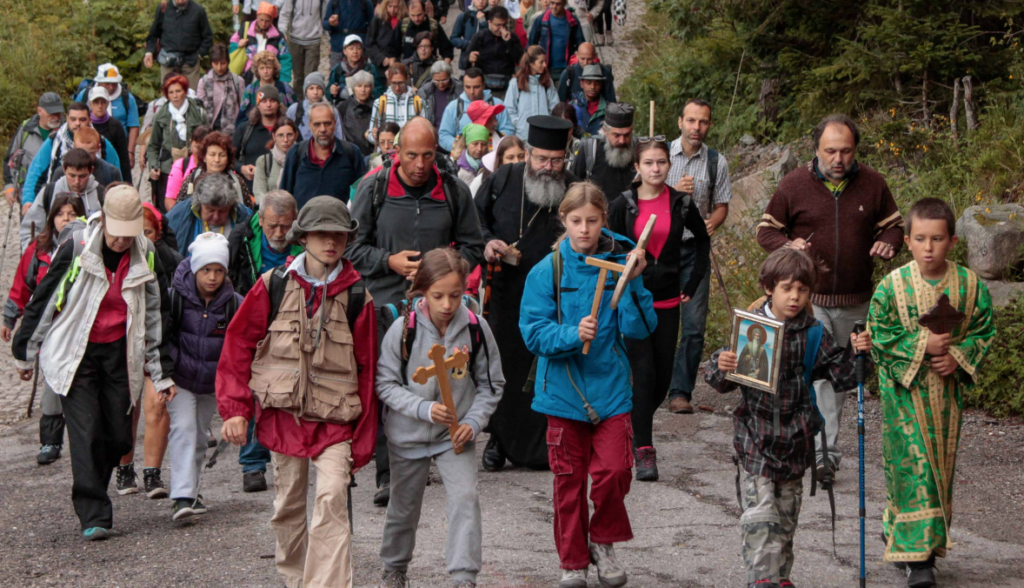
[463, 124, 490, 145]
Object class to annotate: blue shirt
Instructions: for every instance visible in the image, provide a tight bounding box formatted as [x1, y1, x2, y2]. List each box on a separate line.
[260, 233, 289, 272]
[548, 15, 569, 69]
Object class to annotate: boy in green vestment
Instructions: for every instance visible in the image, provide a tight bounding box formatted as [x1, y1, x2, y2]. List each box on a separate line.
[867, 198, 995, 588]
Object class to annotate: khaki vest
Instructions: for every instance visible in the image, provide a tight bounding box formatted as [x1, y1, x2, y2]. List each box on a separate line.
[249, 274, 362, 424]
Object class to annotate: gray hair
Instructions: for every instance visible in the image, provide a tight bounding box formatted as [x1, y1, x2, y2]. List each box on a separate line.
[261, 190, 298, 218]
[308, 101, 336, 121]
[347, 70, 375, 94]
[193, 173, 239, 208]
[430, 60, 453, 77]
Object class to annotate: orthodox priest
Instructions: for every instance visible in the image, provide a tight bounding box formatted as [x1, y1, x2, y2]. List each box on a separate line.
[475, 115, 577, 471]
[568, 102, 637, 206]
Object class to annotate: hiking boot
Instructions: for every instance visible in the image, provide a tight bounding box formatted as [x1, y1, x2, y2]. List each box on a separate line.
[37, 444, 62, 465]
[374, 483, 391, 507]
[606, 29, 614, 45]
[82, 527, 109, 541]
[634, 446, 658, 482]
[243, 470, 268, 493]
[595, 33, 605, 46]
[907, 559, 936, 588]
[380, 569, 408, 588]
[116, 463, 139, 495]
[559, 568, 588, 588]
[483, 437, 506, 472]
[669, 397, 694, 414]
[589, 542, 627, 587]
[143, 468, 169, 499]
[172, 498, 197, 521]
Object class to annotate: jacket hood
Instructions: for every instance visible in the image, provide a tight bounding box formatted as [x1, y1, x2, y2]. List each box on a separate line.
[173, 259, 237, 310]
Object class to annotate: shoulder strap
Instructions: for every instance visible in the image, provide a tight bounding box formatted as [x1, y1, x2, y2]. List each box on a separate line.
[120, 83, 130, 115]
[371, 158, 394, 225]
[170, 288, 184, 325]
[376, 94, 389, 128]
[705, 147, 719, 215]
[400, 308, 418, 384]
[263, 153, 273, 178]
[456, 97, 465, 125]
[296, 100, 305, 127]
[346, 280, 366, 326]
[240, 122, 256, 155]
[551, 246, 563, 325]
[583, 137, 597, 179]
[803, 321, 823, 391]
[401, 18, 410, 35]
[440, 171, 460, 242]
[413, 94, 423, 114]
[42, 183, 56, 213]
[266, 266, 290, 323]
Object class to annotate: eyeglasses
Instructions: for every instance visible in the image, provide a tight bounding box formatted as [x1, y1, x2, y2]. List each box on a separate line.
[637, 135, 667, 143]
[390, 80, 408, 87]
[531, 154, 565, 166]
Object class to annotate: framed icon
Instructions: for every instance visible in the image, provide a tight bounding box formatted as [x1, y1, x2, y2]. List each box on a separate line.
[725, 309, 785, 393]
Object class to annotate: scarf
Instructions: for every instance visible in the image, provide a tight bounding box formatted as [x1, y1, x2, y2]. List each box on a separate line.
[90, 112, 111, 125]
[168, 99, 190, 141]
[202, 71, 241, 133]
[340, 57, 368, 77]
[457, 150, 481, 173]
[271, 144, 288, 166]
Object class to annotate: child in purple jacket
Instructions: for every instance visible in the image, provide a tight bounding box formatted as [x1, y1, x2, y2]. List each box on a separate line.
[166, 232, 243, 521]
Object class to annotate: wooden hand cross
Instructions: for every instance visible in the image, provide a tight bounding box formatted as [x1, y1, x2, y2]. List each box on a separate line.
[918, 294, 966, 335]
[412, 344, 469, 454]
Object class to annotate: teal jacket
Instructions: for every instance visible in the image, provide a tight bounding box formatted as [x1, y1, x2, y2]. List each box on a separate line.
[520, 229, 657, 423]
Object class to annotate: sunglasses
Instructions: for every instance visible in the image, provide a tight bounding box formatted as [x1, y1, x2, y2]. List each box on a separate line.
[637, 135, 667, 143]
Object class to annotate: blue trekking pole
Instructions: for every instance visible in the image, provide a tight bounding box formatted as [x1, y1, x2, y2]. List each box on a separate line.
[852, 320, 868, 587]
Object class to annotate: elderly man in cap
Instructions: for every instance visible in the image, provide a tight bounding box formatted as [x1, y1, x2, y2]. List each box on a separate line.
[279, 102, 367, 209]
[75, 64, 142, 170]
[569, 101, 635, 205]
[234, 84, 288, 190]
[13, 184, 176, 540]
[473, 114, 577, 472]
[4, 92, 65, 205]
[438, 68, 516, 152]
[218, 195, 378, 588]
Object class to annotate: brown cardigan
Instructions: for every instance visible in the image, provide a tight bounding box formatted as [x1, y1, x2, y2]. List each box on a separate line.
[756, 160, 904, 308]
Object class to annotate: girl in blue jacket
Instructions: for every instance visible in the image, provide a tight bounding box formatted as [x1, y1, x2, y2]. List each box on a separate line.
[519, 181, 657, 588]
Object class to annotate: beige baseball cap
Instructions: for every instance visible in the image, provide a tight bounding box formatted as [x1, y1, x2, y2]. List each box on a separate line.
[103, 185, 144, 237]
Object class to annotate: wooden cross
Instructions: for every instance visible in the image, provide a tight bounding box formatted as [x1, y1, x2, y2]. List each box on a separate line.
[610, 215, 656, 310]
[582, 257, 626, 355]
[918, 294, 966, 335]
[412, 344, 469, 454]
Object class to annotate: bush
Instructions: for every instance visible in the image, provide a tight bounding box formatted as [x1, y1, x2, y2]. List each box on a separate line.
[966, 296, 1024, 416]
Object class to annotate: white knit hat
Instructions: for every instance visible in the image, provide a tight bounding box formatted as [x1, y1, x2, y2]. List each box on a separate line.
[189, 232, 230, 273]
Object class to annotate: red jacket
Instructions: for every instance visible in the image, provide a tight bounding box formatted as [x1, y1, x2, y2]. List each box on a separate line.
[216, 259, 379, 467]
[7, 241, 51, 315]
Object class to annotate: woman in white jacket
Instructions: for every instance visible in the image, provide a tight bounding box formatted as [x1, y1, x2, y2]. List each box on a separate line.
[504, 45, 559, 140]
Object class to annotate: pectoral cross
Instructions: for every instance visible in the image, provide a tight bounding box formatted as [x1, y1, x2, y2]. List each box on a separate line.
[412, 344, 469, 454]
[918, 294, 966, 335]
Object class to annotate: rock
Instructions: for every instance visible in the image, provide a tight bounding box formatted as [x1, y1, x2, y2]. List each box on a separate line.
[738, 133, 757, 147]
[956, 204, 1024, 279]
[724, 149, 799, 230]
[981, 278, 1024, 307]
[768, 148, 798, 179]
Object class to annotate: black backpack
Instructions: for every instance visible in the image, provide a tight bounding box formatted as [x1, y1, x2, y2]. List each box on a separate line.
[369, 156, 462, 244]
[263, 265, 367, 327]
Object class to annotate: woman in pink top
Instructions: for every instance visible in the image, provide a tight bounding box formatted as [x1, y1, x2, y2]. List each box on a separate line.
[607, 137, 710, 482]
[164, 126, 211, 212]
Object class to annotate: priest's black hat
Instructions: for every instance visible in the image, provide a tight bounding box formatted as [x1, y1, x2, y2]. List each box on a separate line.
[605, 102, 636, 128]
[527, 115, 574, 151]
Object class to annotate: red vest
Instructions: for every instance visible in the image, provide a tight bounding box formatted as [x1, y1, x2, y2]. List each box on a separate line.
[89, 253, 130, 344]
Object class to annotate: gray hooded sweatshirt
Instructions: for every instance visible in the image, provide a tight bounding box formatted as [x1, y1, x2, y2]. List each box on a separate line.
[20, 175, 102, 251]
[376, 301, 505, 460]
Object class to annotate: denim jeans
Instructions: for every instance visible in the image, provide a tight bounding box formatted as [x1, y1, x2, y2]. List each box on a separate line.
[668, 241, 712, 401]
[239, 415, 271, 474]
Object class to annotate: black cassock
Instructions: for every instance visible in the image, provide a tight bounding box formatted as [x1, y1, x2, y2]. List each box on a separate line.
[475, 163, 579, 469]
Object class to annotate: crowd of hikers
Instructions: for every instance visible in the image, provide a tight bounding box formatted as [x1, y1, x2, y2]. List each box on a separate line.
[1, 1, 994, 588]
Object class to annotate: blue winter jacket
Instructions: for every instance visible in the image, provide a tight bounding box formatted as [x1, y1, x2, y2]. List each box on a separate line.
[168, 260, 244, 395]
[322, 0, 375, 52]
[520, 230, 657, 423]
[22, 135, 121, 204]
[165, 196, 254, 256]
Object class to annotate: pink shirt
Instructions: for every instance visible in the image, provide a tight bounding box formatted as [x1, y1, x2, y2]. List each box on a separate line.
[165, 155, 199, 202]
[634, 186, 678, 308]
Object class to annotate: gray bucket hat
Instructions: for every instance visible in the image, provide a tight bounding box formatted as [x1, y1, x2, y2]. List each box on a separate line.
[287, 196, 359, 243]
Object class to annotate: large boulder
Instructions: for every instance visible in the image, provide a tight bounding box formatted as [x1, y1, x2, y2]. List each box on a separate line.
[725, 148, 798, 230]
[956, 204, 1024, 279]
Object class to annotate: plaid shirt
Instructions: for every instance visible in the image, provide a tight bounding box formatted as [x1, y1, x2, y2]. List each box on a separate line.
[667, 139, 732, 241]
[704, 302, 862, 481]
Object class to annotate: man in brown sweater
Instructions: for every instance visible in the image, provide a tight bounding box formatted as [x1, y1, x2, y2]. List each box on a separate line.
[756, 114, 903, 481]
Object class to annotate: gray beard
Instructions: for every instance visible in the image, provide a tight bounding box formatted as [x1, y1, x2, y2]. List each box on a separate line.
[602, 135, 634, 168]
[524, 166, 566, 209]
[747, 341, 762, 355]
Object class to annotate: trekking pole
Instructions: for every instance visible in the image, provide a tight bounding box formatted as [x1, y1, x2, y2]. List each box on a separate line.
[0, 154, 23, 287]
[853, 320, 868, 588]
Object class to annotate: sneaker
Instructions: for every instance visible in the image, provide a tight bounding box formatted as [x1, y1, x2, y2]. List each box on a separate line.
[482, 437, 506, 472]
[380, 569, 408, 588]
[82, 527, 109, 541]
[634, 446, 658, 482]
[37, 444, 62, 465]
[243, 470, 268, 493]
[374, 483, 391, 507]
[907, 560, 936, 588]
[172, 498, 196, 521]
[669, 397, 695, 414]
[143, 468, 169, 499]
[116, 463, 139, 495]
[453, 582, 477, 588]
[589, 542, 627, 587]
[559, 568, 588, 588]
[595, 33, 605, 46]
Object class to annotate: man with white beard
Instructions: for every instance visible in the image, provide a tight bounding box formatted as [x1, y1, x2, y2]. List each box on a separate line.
[474, 115, 577, 472]
[569, 101, 636, 205]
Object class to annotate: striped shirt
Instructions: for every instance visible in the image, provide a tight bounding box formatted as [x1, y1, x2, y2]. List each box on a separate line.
[368, 89, 423, 143]
[667, 139, 733, 241]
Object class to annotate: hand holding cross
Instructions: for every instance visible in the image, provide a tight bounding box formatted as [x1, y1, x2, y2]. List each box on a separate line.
[412, 344, 470, 454]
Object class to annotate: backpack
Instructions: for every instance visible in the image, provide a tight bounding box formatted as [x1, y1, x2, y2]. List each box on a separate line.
[704, 147, 719, 215]
[263, 265, 367, 328]
[580, 136, 598, 180]
[374, 94, 424, 129]
[167, 288, 241, 345]
[369, 156, 461, 244]
[41, 183, 106, 216]
[400, 17, 440, 45]
[380, 297, 494, 391]
[55, 229, 156, 312]
[76, 79, 134, 118]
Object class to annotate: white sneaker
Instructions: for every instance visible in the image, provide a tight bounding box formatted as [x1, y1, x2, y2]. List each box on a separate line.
[559, 568, 588, 588]
[595, 33, 605, 46]
[589, 542, 627, 587]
